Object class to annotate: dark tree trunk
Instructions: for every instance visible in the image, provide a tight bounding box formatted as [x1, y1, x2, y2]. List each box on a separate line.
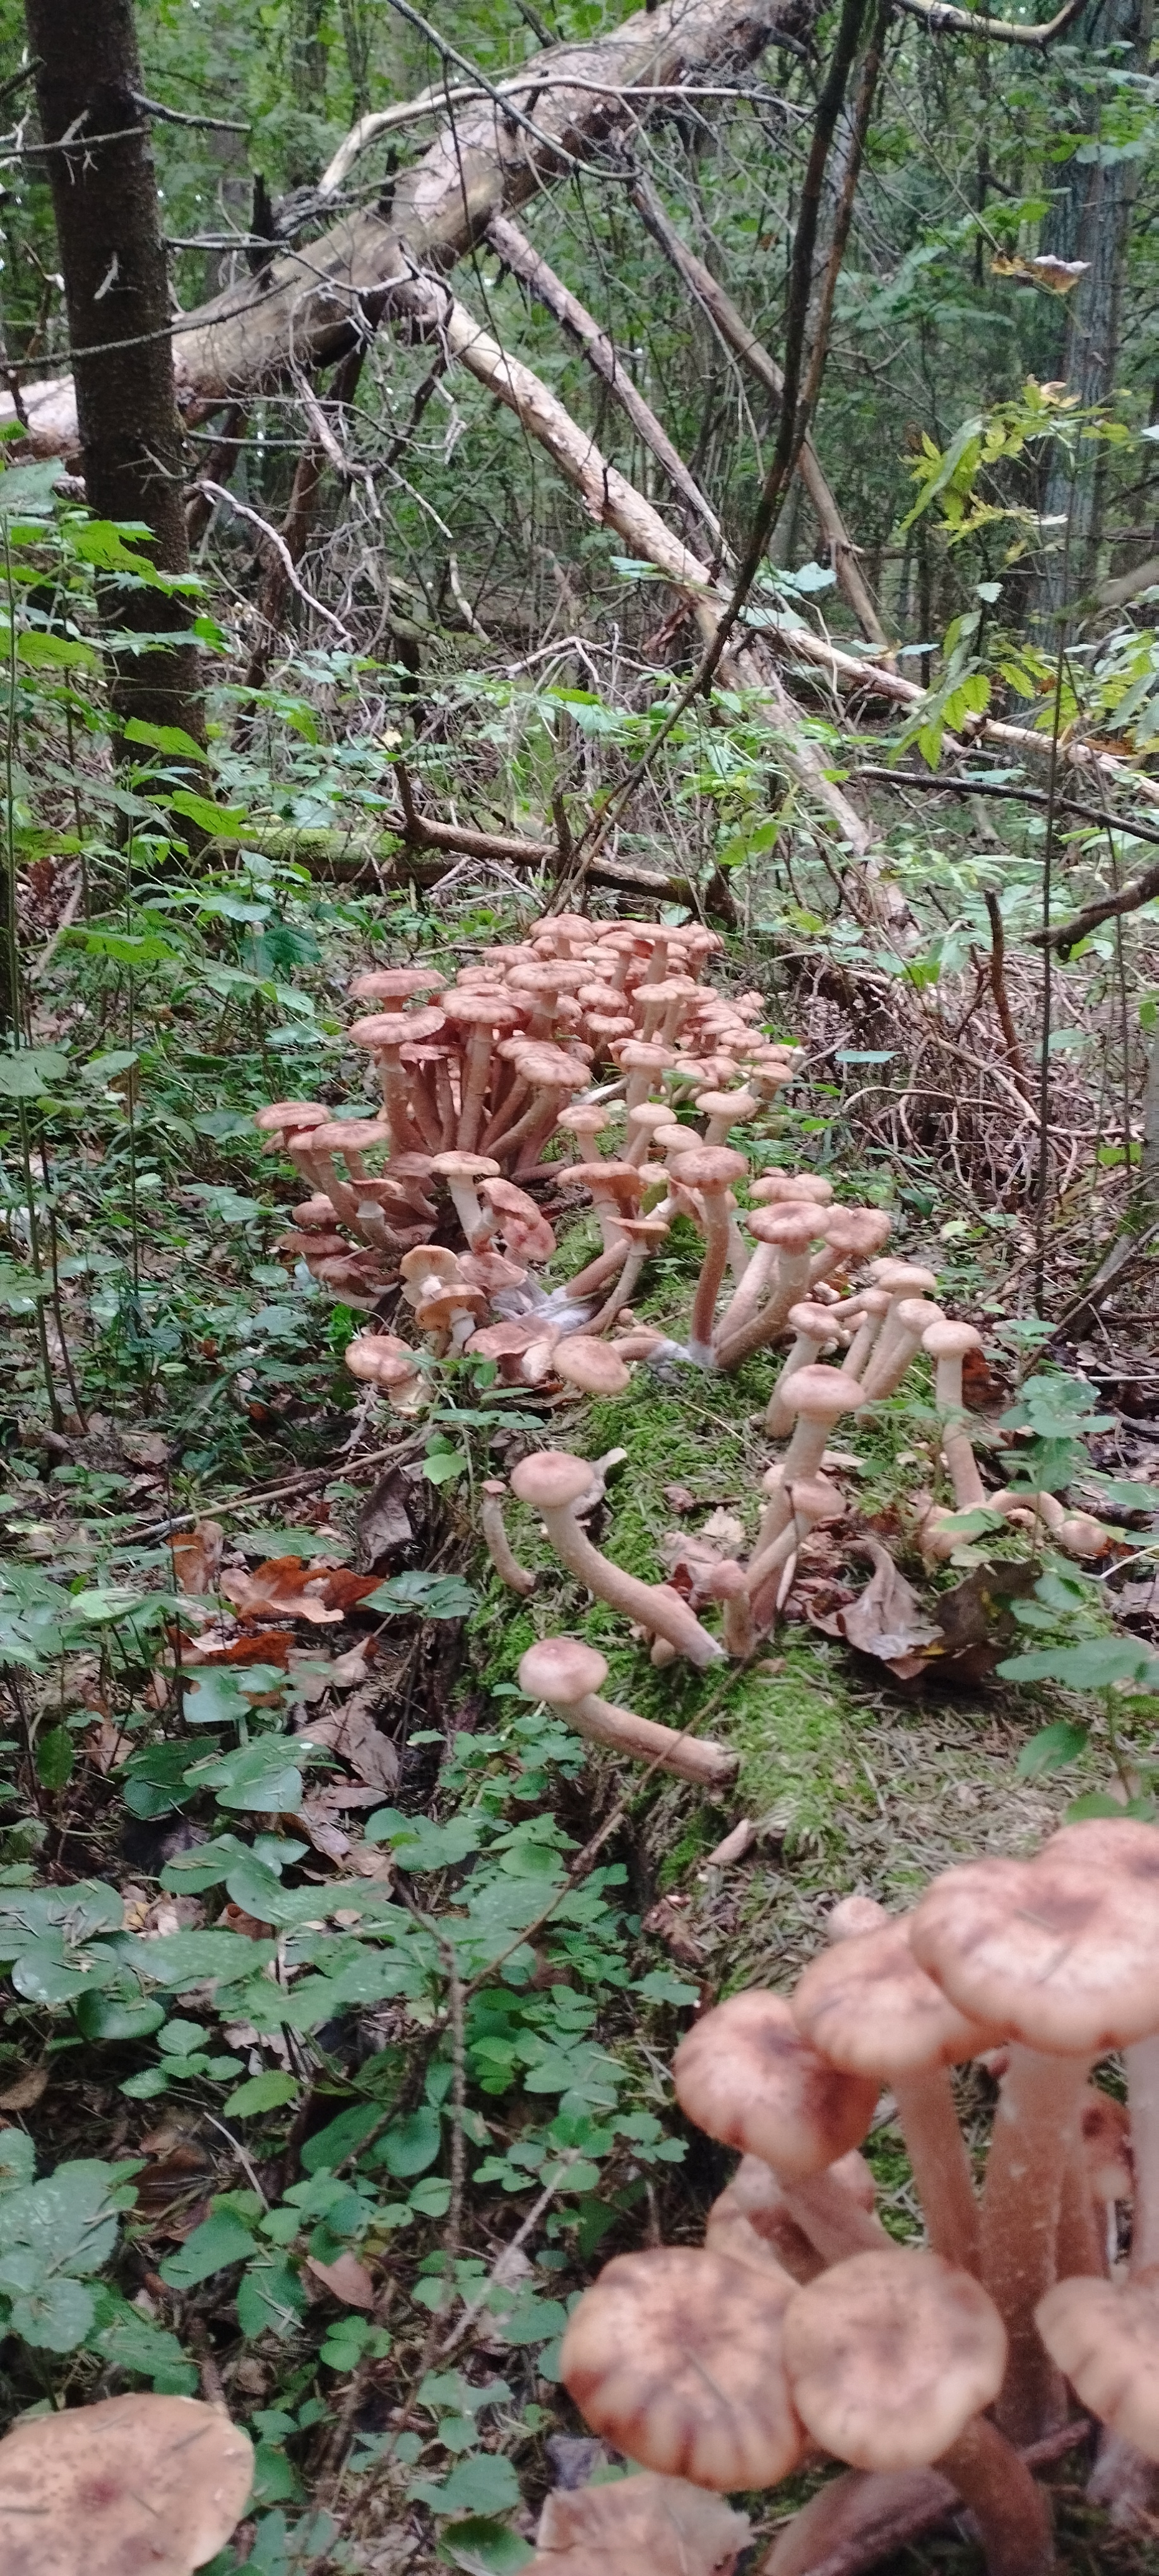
[23, 0, 206, 752]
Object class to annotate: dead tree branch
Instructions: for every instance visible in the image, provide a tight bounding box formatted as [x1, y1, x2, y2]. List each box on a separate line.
[485, 212, 725, 554]
[889, 0, 1086, 42]
[628, 170, 889, 648]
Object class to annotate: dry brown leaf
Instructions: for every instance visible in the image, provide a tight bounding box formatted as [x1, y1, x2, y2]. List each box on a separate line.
[220, 1558, 381, 1626]
[344, 1844, 394, 1881]
[807, 1539, 942, 1675]
[121, 1432, 170, 1468]
[357, 1467, 413, 1568]
[304, 2251, 376, 2308]
[182, 1628, 294, 1669]
[0, 2065, 49, 2111]
[298, 1805, 352, 1863]
[297, 1692, 400, 1795]
[87, 1717, 134, 1774]
[641, 1896, 704, 1967]
[218, 1902, 273, 1939]
[171, 1521, 225, 1595]
[700, 1508, 746, 1549]
[302, 1780, 386, 1813]
[991, 251, 1089, 294]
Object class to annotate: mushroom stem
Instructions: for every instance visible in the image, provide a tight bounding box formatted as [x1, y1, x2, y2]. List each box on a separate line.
[566, 1689, 737, 1786]
[892, 2068, 981, 2277]
[1056, 2132, 1105, 2279]
[844, 1292, 889, 1381]
[982, 2044, 1087, 2445]
[713, 1242, 780, 1349]
[765, 1309, 840, 1437]
[780, 2171, 893, 2265]
[526, 1497, 725, 1671]
[936, 2414, 1054, 2576]
[689, 1188, 732, 1363]
[1124, 2034, 1159, 2276]
[480, 1483, 535, 1597]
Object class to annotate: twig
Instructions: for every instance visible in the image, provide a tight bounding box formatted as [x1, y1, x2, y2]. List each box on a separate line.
[983, 890, 1029, 1085]
[437, 2156, 581, 2356]
[130, 92, 250, 133]
[193, 482, 351, 640]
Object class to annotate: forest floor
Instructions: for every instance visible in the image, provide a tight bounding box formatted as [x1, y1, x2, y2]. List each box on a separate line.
[4, 884, 1159, 2576]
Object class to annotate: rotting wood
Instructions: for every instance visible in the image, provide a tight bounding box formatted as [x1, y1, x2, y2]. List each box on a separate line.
[222, 819, 706, 907]
[1, 0, 818, 455]
[485, 212, 726, 554]
[628, 170, 890, 650]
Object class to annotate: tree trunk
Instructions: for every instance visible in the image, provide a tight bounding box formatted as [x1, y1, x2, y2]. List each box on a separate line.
[23, 0, 205, 752]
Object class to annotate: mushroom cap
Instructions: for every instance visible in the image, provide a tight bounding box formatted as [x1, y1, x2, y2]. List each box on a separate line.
[672, 1990, 877, 2179]
[827, 1893, 890, 1942]
[344, 1333, 420, 1387]
[0, 2391, 254, 2576]
[417, 1285, 488, 1330]
[669, 1147, 749, 1192]
[440, 991, 525, 1029]
[399, 1244, 463, 1291]
[348, 1007, 446, 1048]
[787, 1301, 843, 1339]
[792, 1915, 999, 2077]
[1036, 2272, 1159, 2455]
[459, 1249, 527, 1294]
[254, 1100, 328, 1134]
[867, 1260, 937, 1296]
[534, 2467, 751, 2576]
[893, 1297, 945, 1336]
[466, 1319, 550, 1359]
[511, 1450, 598, 1513]
[617, 1041, 679, 1070]
[910, 1820, 1159, 2054]
[308, 1118, 394, 1154]
[555, 1340, 632, 1396]
[923, 1320, 984, 1361]
[561, 2246, 803, 2490]
[508, 1042, 590, 1091]
[429, 1151, 502, 1181]
[564, 1161, 643, 1207]
[789, 1475, 846, 1525]
[292, 1195, 341, 1229]
[519, 1635, 609, 1704]
[782, 2249, 1006, 2473]
[748, 1207, 824, 1252]
[820, 1209, 893, 1257]
[779, 1366, 865, 1422]
[694, 1088, 761, 1123]
[349, 965, 446, 998]
[480, 1178, 557, 1261]
[751, 1175, 835, 1205]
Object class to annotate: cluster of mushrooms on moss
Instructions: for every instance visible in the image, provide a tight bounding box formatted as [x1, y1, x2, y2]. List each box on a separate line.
[254, 919, 1120, 1786]
[527, 1818, 1159, 2576]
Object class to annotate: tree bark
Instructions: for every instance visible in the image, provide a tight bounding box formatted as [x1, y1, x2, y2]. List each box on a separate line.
[23, 0, 205, 749]
[6, 0, 816, 452]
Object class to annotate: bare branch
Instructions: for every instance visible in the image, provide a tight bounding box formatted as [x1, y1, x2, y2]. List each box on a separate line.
[889, 0, 1086, 44]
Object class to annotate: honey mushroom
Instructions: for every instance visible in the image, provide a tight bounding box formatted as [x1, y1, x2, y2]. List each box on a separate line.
[0, 2391, 253, 2576]
[672, 1989, 888, 2263]
[509, 1451, 727, 1671]
[559, 2245, 804, 2490]
[517, 1636, 737, 1786]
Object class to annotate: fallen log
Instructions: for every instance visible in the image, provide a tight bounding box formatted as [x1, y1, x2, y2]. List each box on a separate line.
[3, 0, 816, 455]
[222, 819, 710, 907]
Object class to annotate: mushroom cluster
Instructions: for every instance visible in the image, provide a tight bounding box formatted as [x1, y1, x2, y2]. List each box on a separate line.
[553, 1818, 1159, 2575]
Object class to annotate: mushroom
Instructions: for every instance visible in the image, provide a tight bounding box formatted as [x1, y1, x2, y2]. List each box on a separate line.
[416, 1280, 489, 1357]
[518, 1636, 737, 1786]
[672, 1990, 886, 2263]
[843, 1287, 891, 1381]
[781, 2249, 1052, 2576]
[480, 1176, 557, 1267]
[792, 1914, 996, 2274]
[749, 1174, 835, 1207]
[350, 964, 445, 1001]
[532, 2470, 751, 2576]
[910, 1816, 1159, 2442]
[302, 1116, 395, 1236]
[348, 1008, 447, 1152]
[554, 1338, 632, 1397]
[767, 1364, 865, 1501]
[641, 975, 700, 1045]
[922, 1320, 987, 1510]
[1037, 2269, 1159, 2466]
[745, 1474, 845, 1629]
[668, 1147, 749, 1363]
[343, 1332, 426, 1414]
[765, 1301, 845, 1436]
[859, 1260, 938, 1385]
[429, 1150, 502, 1246]
[562, 1160, 643, 1252]
[0, 2390, 254, 2576]
[626, 1100, 679, 1167]
[481, 1478, 536, 1595]
[560, 2246, 804, 2491]
[693, 1088, 761, 1147]
[467, 1317, 561, 1385]
[859, 1296, 945, 1404]
[713, 1208, 826, 1369]
[809, 1206, 893, 1289]
[583, 1215, 670, 1332]
[494, 1042, 590, 1172]
[254, 1099, 329, 1151]
[706, 2148, 879, 2286]
[509, 1452, 726, 1670]
[617, 1039, 679, 1111]
[439, 989, 525, 1152]
[556, 1102, 609, 1160]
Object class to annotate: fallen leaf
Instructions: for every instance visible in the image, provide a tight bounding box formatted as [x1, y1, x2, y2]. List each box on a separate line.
[218, 1902, 273, 1939]
[171, 1521, 225, 1595]
[181, 1627, 294, 1669]
[663, 1484, 698, 1515]
[1113, 1578, 1159, 1621]
[357, 1467, 413, 1568]
[642, 1896, 704, 1967]
[301, 1780, 388, 1813]
[0, 2065, 49, 2111]
[809, 1539, 942, 1674]
[305, 2251, 376, 2308]
[700, 1508, 746, 1549]
[537, 2471, 749, 2576]
[299, 1804, 352, 1863]
[297, 1691, 400, 1795]
[87, 1717, 134, 1773]
[220, 1558, 381, 1626]
[121, 1432, 170, 1468]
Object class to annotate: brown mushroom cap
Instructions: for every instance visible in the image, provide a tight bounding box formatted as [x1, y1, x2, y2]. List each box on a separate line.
[672, 1990, 878, 2179]
[564, 1160, 643, 1208]
[747, 1207, 824, 1251]
[819, 1209, 893, 1258]
[554, 1339, 632, 1396]
[910, 1820, 1159, 2054]
[510, 1450, 598, 1513]
[561, 2246, 804, 2490]
[0, 2390, 254, 2576]
[254, 1100, 328, 1135]
[782, 2248, 1007, 2473]
[344, 1333, 420, 1387]
[507, 1042, 590, 1092]
[867, 1259, 938, 1297]
[348, 1006, 446, 1049]
[307, 1117, 394, 1154]
[779, 1365, 865, 1422]
[533, 2467, 750, 2576]
[429, 1150, 502, 1181]
[786, 1301, 843, 1339]
[480, 1178, 557, 1261]
[1036, 2272, 1159, 2456]
[669, 1146, 748, 1192]
[923, 1320, 984, 1361]
[751, 1175, 835, 1205]
[519, 1635, 609, 1704]
[349, 965, 446, 999]
[792, 1916, 999, 2078]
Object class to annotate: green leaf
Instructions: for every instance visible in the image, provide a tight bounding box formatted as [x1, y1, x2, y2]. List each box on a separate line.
[0, 1048, 68, 1097]
[123, 719, 210, 763]
[187, 1741, 304, 1813]
[365, 1572, 477, 1621]
[36, 1726, 74, 1791]
[9, 2274, 95, 2352]
[1016, 1720, 1089, 1779]
[74, 1991, 167, 2042]
[168, 787, 247, 837]
[300, 2103, 383, 2174]
[131, 1928, 276, 1988]
[439, 2520, 533, 2576]
[364, 1809, 484, 1866]
[412, 2457, 522, 2517]
[998, 1639, 1159, 1689]
[631, 1969, 700, 2005]
[86, 2287, 198, 2393]
[158, 2207, 258, 2286]
[0, 1260, 52, 1312]
[237, 2256, 307, 2340]
[224, 2070, 300, 2117]
[377, 2107, 442, 2179]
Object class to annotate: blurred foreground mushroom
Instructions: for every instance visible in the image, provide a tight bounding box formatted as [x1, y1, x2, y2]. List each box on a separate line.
[0, 2391, 253, 2576]
[532, 2470, 750, 2576]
